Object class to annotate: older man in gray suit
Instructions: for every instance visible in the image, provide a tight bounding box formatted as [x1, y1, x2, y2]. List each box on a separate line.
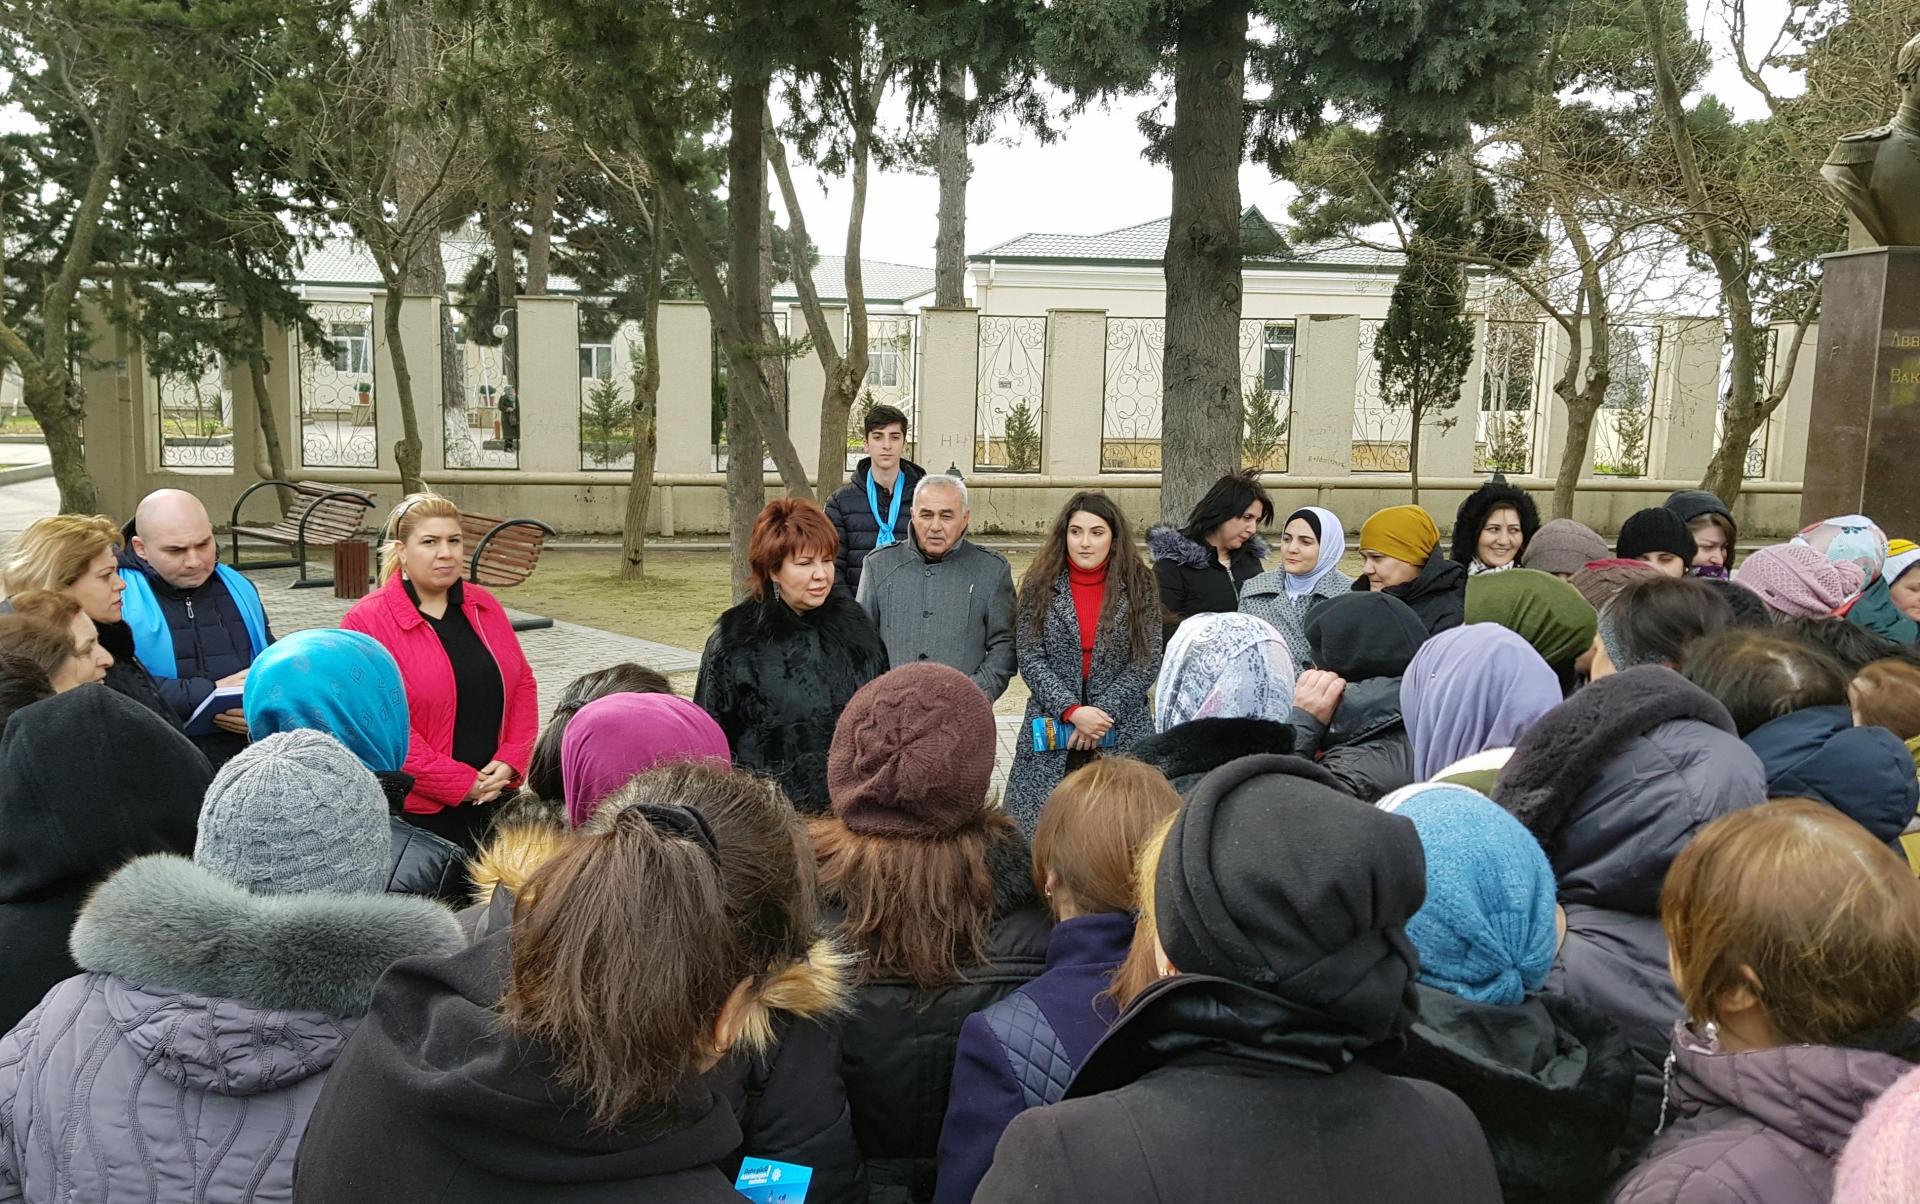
[856, 473, 1017, 700]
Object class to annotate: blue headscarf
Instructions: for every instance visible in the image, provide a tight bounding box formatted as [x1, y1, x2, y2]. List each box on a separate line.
[244, 629, 409, 774]
[1377, 783, 1558, 1006]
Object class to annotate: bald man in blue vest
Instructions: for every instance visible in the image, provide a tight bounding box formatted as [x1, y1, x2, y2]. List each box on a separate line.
[118, 489, 274, 767]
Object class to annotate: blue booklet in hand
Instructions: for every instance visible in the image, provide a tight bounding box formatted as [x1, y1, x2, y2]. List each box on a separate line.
[184, 685, 246, 737]
[734, 1157, 811, 1203]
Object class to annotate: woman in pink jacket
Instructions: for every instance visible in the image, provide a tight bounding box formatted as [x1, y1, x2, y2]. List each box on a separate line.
[342, 492, 537, 850]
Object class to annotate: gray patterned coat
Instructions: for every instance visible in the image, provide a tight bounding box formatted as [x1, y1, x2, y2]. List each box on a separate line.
[1003, 572, 1162, 833]
[1236, 567, 1354, 671]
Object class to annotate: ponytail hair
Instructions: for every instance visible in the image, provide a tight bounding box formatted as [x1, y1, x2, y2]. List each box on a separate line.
[378, 492, 461, 585]
[501, 803, 736, 1130]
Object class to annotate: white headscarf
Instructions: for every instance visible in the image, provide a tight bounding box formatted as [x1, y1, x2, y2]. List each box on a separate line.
[1283, 506, 1347, 599]
[1153, 613, 1298, 733]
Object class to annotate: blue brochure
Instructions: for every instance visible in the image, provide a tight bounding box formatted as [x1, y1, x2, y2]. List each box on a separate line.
[734, 1157, 812, 1203]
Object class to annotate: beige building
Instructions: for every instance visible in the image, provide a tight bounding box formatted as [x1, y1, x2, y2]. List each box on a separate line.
[79, 211, 1813, 539]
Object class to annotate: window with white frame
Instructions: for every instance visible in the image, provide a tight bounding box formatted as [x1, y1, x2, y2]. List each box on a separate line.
[1262, 324, 1295, 394]
[579, 343, 614, 381]
[329, 322, 371, 375]
[872, 342, 900, 388]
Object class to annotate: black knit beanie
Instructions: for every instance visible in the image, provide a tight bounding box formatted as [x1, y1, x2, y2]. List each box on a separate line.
[1305, 592, 1429, 681]
[1155, 754, 1424, 1044]
[1616, 507, 1698, 565]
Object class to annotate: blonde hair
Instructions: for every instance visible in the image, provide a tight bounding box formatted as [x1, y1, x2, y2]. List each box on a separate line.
[3, 514, 122, 597]
[378, 492, 462, 585]
[1104, 812, 1180, 1011]
[1664, 798, 1920, 1045]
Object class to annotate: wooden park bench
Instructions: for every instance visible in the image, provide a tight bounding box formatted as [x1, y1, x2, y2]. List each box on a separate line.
[229, 480, 378, 589]
[460, 511, 557, 632]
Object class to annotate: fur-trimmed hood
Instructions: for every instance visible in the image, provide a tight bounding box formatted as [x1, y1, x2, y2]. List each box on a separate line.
[71, 853, 466, 1019]
[1450, 475, 1542, 568]
[1132, 717, 1297, 796]
[467, 816, 569, 907]
[1147, 523, 1270, 569]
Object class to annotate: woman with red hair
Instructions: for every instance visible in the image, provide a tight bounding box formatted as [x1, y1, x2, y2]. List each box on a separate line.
[695, 498, 888, 811]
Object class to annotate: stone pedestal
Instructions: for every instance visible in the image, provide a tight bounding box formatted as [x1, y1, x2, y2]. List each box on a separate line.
[1801, 247, 1920, 532]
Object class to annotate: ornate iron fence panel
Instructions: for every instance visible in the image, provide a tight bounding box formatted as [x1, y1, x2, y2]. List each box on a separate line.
[1593, 325, 1662, 477]
[299, 301, 378, 467]
[1101, 317, 1163, 470]
[1351, 318, 1409, 471]
[443, 305, 519, 470]
[1478, 320, 1547, 475]
[975, 315, 1047, 472]
[157, 356, 234, 468]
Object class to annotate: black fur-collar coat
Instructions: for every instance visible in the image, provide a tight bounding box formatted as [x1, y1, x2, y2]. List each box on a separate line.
[694, 588, 889, 812]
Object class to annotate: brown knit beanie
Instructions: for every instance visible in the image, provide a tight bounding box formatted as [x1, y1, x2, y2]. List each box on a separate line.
[827, 663, 996, 837]
[1569, 559, 1662, 612]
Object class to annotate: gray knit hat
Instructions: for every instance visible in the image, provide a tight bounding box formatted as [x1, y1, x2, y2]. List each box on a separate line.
[195, 730, 389, 896]
[1520, 519, 1611, 577]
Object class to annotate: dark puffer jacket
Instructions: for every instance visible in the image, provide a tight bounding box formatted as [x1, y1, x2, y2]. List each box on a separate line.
[377, 770, 473, 904]
[117, 537, 274, 766]
[829, 826, 1052, 1203]
[1291, 676, 1414, 803]
[1451, 475, 1542, 569]
[1148, 524, 1268, 641]
[1353, 548, 1468, 635]
[1743, 705, 1919, 856]
[694, 590, 889, 812]
[1612, 1020, 1920, 1204]
[1131, 716, 1298, 796]
[1382, 985, 1637, 1204]
[1491, 668, 1768, 1145]
[1841, 576, 1919, 643]
[91, 615, 181, 727]
[825, 458, 927, 593]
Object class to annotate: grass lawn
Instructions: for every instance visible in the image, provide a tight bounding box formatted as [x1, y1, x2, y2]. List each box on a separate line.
[502, 541, 1367, 714]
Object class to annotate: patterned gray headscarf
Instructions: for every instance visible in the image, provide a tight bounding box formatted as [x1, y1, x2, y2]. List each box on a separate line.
[1153, 613, 1298, 733]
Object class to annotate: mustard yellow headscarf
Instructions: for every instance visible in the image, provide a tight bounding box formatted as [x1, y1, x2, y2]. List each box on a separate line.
[1360, 505, 1440, 566]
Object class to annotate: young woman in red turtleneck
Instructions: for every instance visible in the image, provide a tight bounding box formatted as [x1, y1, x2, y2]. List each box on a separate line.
[1003, 491, 1164, 835]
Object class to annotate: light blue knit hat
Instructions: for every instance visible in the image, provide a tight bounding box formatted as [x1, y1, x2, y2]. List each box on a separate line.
[1380, 783, 1557, 1006]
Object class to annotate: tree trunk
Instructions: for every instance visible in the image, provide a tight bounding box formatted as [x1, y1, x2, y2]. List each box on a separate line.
[525, 172, 554, 296]
[1159, 0, 1248, 525]
[635, 88, 813, 501]
[1407, 402, 1423, 505]
[382, 285, 425, 494]
[934, 59, 969, 308]
[727, 82, 775, 599]
[247, 313, 291, 514]
[621, 218, 665, 581]
[1701, 321, 1761, 504]
[24, 374, 95, 515]
[487, 204, 519, 391]
[1550, 388, 1597, 521]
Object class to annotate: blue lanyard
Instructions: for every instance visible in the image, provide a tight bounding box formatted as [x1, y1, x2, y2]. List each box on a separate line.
[866, 471, 902, 548]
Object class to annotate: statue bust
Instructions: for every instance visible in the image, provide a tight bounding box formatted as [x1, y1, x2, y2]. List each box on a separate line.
[1821, 34, 1920, 248]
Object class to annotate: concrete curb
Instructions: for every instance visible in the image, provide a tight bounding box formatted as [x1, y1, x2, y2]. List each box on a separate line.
[0, 463, 53, 487]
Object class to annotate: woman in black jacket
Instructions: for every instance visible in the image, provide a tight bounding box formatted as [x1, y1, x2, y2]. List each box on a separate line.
[295, 763, 830, 1204]
[814, 664, 1051, 1203]
[1354, 503, 1467, 634]
[695, 498, 889, 812]
[974, 755, 1501, 1204]
[1451, 474, 1541, 575]
[1288, 592, 1424, 802]
[1148, 471, 1272, 640]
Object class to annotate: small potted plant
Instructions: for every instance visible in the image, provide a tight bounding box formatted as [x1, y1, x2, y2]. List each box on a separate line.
[354, 381, 372, 405]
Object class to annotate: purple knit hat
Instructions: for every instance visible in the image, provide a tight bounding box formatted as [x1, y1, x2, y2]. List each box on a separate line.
[561, 693, 731, 828]
[1835, 1063, 1920, 1204]
[1736, 543, 1866, 618]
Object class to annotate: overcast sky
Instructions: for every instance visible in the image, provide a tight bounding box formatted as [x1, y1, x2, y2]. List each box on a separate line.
[781, 0, 1799, 267]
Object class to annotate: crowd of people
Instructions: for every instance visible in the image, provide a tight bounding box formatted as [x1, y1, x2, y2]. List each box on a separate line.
[2, 402, 1920, 1203]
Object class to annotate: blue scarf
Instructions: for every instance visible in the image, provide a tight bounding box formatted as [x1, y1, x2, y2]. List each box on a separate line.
[866, 469, 903, 550]
[243, 628, 410, 772]
[120, 563, 270, 679]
